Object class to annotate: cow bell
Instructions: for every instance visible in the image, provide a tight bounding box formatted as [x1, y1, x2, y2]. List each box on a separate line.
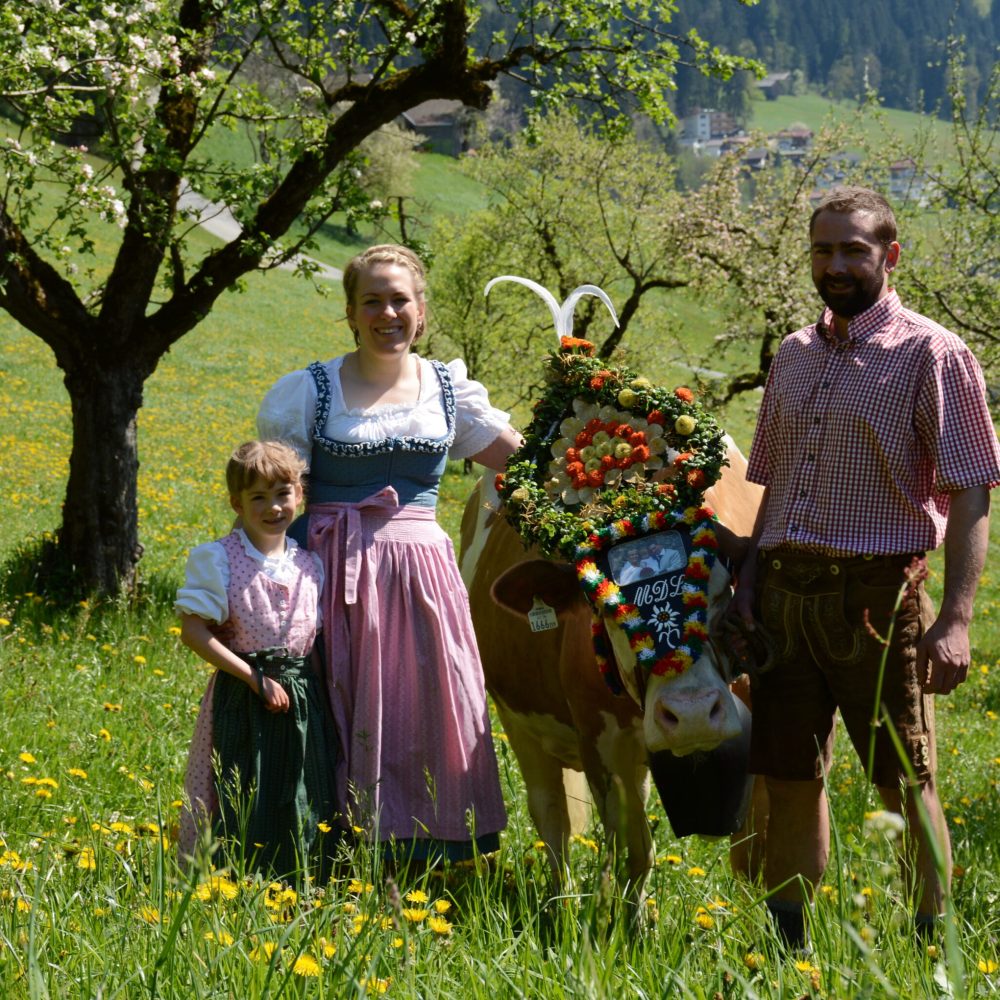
[591, 526, 753, 837]
[648, 697, 753, 838]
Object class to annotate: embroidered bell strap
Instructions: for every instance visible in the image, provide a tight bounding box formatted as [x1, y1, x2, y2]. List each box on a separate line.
[308, 486, 402, 605]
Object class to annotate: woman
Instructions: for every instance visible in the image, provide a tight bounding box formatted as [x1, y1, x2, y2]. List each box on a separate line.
[258, 244, 521, 862]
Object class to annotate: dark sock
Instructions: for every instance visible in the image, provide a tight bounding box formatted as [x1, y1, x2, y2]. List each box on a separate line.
[767, 899, 809, 950]
[915, 912, 941, 943]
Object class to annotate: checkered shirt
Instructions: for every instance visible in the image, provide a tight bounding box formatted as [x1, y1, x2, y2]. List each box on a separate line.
[747, 290, 1000, 556]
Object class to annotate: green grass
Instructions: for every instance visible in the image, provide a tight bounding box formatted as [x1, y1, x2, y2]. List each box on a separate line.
[3, 114, 1000, 998]
[748, 92, 956, 158]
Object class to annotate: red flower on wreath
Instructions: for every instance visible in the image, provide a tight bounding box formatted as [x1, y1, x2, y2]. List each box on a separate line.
[675, 386, 695, 403]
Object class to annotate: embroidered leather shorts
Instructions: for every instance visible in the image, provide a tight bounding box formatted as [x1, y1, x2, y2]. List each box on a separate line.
[748, 548, 937, 787]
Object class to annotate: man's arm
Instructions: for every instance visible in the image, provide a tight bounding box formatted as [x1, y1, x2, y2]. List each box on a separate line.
[731, 485, 770, 624]
[918, 485, 991, 695]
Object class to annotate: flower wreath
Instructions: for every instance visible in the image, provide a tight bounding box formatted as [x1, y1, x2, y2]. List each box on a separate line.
[494, 333, 728, 686]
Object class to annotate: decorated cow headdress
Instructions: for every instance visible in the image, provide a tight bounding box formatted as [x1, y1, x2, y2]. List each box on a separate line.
[489, 276, 729, 694]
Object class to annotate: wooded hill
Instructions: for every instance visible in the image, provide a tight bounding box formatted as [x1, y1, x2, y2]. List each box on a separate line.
[671, 0, 999, 118]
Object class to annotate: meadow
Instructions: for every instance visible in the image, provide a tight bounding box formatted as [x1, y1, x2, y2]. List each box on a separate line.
[2, 128, 1000, 997]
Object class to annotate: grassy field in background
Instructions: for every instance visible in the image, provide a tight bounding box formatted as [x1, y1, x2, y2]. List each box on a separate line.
[747, 91, 956, 154]
[2, 114, 1000, 997]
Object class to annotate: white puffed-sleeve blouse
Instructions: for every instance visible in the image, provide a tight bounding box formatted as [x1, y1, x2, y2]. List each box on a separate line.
[257, 355, 510, 466]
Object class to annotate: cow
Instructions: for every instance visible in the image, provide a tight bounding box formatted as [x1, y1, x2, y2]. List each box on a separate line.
[459, 439, 766, 902]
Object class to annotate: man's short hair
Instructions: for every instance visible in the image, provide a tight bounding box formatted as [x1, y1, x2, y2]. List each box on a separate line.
[809, 186, 897, 245]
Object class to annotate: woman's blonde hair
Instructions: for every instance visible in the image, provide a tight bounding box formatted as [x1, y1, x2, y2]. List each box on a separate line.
[225, 440, 306, 495]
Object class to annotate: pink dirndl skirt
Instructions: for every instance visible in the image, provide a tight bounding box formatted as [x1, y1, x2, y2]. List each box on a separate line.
[309, 488, 506, 846]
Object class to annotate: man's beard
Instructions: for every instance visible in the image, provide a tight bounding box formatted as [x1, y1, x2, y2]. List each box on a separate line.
[816, 257, 886, 319]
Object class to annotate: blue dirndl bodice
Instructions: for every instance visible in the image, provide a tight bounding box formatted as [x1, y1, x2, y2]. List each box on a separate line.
[303, 358, 457, 509]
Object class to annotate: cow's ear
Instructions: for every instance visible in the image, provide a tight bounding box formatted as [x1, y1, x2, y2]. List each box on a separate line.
[490, 560, 585, 617]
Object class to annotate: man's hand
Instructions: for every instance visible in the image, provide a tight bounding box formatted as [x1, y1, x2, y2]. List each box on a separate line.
[917, 616, 971, 695]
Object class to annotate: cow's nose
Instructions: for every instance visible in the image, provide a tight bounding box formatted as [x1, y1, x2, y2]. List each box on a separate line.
[654, 688, 725, 735]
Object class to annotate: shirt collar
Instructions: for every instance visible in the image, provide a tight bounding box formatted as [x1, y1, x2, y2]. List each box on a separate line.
[236, 527, 297, 568]
[817, 289, 901, 345]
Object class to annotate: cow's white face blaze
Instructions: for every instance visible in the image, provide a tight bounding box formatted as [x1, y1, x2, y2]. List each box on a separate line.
[604, 559, 742, 755]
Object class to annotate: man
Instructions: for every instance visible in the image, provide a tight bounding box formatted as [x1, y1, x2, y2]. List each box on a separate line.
[734, 186, 1000, 949]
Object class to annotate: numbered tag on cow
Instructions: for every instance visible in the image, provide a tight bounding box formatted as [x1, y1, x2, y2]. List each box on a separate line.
[527, 596, 558, 632]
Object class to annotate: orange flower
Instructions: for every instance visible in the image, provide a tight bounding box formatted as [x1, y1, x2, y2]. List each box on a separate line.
[560, 336, 595, 354]
[675, 387, 694, 402]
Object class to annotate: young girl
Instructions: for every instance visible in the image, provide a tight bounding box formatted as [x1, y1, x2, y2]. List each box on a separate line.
[176, 440, 337, 877]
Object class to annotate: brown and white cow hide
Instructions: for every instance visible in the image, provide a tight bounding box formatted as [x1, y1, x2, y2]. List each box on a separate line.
[460, 439, 766, 901]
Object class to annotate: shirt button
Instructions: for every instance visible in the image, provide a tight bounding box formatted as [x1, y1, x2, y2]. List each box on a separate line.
[807, 453, 815, 461]
[821, 380, 830, 388]
[790, 525, 798, 534]
[799, 489, 807, 498]
[813, 416, 821, 424]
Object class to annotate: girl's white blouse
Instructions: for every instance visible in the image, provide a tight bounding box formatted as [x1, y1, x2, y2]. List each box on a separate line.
[257, 356, 510, 466]
[174, 529, 324, 625]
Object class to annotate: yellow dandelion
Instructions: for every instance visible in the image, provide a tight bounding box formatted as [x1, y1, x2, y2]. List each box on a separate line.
[138, 906, 160, 924]
[687, 866, 706, 877]
[320, 938, 336, 958]
[78, 848, 97, 870]
[663, 854, 682, 865]
[250, 941, 277, 962]
[348, 879, 373, 894]
[38, 777, 58, 788]
[36, 788, 52, 799]
[401, 907, 428, 923]
[979, 959, 999, 974]
[134, 655, 147, 665]
[744, 951, 764, 970]
[18, 752, 36, 764]
[364, 977, 390, 994]
[695, 912, 714, 930]
[204, 930, 235, 946]
[193, 876, 239, 901]
[342, 901, 357, 914]
[0, 618, 9, 627]
[405, 889, 429, 903]
[98, 729, 111, 741]
[16, 898, 31, 913]
[795, 959, 817, 973]
[391, 936, 404, 949]
[533, 840, 547, 851]
[434, 899, 452, 914]
[318, 821, 332, 833]
[103, 703, 122, 712]
[292, 954, 321, 978]
[67, 768, 88, 780]
[428, 916, 452, 935]
[22, 776, 38, 785]
[167, 626, 182, 637]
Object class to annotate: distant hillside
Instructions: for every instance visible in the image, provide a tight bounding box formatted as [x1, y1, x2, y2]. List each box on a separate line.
[672, 0, 998, 118]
